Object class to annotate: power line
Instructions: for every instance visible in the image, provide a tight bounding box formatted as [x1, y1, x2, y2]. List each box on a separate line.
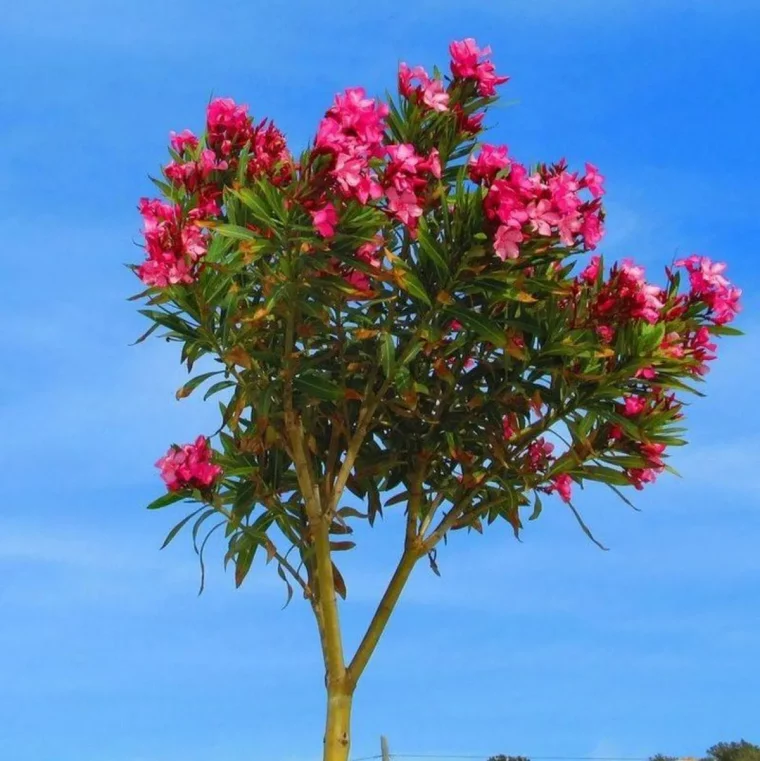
[352, 755, 656, 761]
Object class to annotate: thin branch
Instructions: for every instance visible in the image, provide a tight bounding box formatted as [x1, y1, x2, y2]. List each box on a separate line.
[347, 459, 428, 686]
[286, 411, 346, 680]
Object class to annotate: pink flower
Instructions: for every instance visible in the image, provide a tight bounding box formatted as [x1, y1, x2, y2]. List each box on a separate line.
[206, 97, 252, 157]
[622, 395, 647, 417]
[421, 79, 450, 112]
[398, 63, 429, 97]
[493, 225, 523, 260]
[626, 467, 659, 491]
[527, 437, 555, 471]
[311, 203, 339, 238]
[327, 87, 389, 149]
[502, 413, 519, 440]
[474, 60, 509, 97]
[450, 38, 484, 78]
[528, 199, 562, 237]
[156, 436, 222, 492]
[635, 366, 657, 380]
[596, 325, 615, 343]
[247, 119, 293, 186]
[424, 148, 442, 179]
[382, 144, 440, 228]
[449, 319, 463, 332]
[386, 143, 424, 176]
[581, 163, 605, 198]
[344, 269, 371, 292]
[333, 153, 366, 194]
[170, 129, 199, 154]
[580, 255, 602, 284]
[611, 261, 665, 324]
[580, 209, 604, 250]
[548, 473, 573, 503]
[677, 255, 741, 325]
[449, 38, 509, 96]
[386, 187, 423, 228]
[452, 103, 485, 134]
[356, 235, 384, 268]
[468, 144, 510, 184]
[136, 198, 208, 287]
[640, 442, 666, 469]
[137, 256, 194, 288]
[315, 117, 346, 153]
[315, 87, 389, 205]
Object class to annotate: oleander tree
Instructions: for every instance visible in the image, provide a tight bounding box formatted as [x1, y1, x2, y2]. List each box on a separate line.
[131, 39, 742, 761]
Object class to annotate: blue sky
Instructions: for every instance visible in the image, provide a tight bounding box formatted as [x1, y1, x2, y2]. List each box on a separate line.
[1, 1, 759, 760]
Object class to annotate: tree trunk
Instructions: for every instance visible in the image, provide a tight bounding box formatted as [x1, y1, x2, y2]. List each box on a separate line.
[323, 684, 353, 761]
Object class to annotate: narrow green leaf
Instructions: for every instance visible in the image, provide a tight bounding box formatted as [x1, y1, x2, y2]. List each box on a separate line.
[203, 379, 236, 401]
[396, 267, 432, 306]
[215, 223, 259, 241]
[529, 493, 543, 521]
[567, 501, 608, 550]
[130, 322, 160, 346]
[445, 306, 507, 348]
[294, 372, 341, 401]
[160, 508, 204, 549]
[176, 371, 223, 400]
[417, 220, 450, 280]
[146, 491, 186, 511]
[380, 333, 395, 378]
[234, 534, 257, 588]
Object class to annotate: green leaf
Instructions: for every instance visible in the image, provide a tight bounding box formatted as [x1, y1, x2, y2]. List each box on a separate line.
[639, 322, 666, 352]
[130, 322, 161, 346]
[417, 220, 450, 280]
[294, 372, 342, 401]
[215, 223, 259, 241]
[380, 333, 395, 378]
[203, 379, 236, 401]
[582, 464, 632, 487]
[396, 267, 432, 306]
[709, 324, 743, 337]
[176, 371, 224, 400]
[529, 493, 543, 521]
[160, 508, 205, 549]
[146, 491, 186, 510]
[234, 534, 257, 588]
[277, 563, 294, 607]
[567, 501, 608, 551]
[138, 309, 198, 338]
[445, 306, 507, 348]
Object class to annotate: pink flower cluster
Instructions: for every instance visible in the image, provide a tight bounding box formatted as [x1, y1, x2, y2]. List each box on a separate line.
[136, 199, 207, 287]
[344, 235, 385, 291]
[677, 255, 741, 325]
[583, 258, 665, 341]
[382, 143, 441, 230]
[479, 153, 605, 260]
[167, 98, 293, 195]
[156, 436, 222, 492]
[315, 87, 389, 205]
[139, 98, 292, 287]
[398, 64, 450, 112]
[449, 38, 509, 97]
[608, 390, 682, 490]
[661, 326, 717, 376]
[519, 437, 574, 503]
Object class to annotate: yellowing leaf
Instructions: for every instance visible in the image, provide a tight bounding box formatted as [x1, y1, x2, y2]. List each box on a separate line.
[225, 346, 253, 369]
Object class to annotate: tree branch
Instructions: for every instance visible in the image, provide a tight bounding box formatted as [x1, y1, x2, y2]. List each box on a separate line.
[286, 411, 346, 681]
[346, 459, 427, 686]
